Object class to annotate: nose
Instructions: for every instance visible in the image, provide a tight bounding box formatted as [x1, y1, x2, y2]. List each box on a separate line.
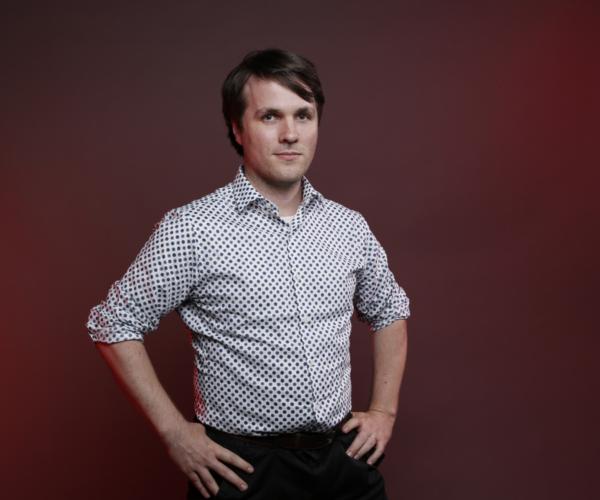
[280, 117, 298, 144]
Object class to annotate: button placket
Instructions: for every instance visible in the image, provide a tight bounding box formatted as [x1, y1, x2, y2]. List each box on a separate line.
[287, 231, 320, 408]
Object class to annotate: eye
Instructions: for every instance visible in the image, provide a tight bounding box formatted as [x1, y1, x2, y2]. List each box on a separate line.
[298, 113, 309, 120]
[263, 114, 275, 121]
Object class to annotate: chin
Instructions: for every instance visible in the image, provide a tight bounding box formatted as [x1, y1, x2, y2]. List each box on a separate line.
[270, 164, 308, 181]
[271, 174, 302, 186]
[282, 167, 309, 182]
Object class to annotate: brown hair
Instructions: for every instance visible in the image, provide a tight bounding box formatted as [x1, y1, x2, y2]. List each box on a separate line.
[221, 49, 325, 156]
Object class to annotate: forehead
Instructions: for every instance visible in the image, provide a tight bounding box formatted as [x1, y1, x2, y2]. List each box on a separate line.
[243, 76, 315, 112]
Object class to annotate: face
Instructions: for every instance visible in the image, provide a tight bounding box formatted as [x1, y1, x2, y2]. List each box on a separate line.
[233, 77, 319, 188]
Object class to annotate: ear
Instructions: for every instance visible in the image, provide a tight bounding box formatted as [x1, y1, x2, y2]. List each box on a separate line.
[232, 120, 243, 146]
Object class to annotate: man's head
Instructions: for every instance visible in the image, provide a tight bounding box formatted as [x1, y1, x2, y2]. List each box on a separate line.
[222, 49, 325, 157]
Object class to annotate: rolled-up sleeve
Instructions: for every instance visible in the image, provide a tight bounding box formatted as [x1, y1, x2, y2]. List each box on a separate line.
[353, 216, 410, 331]
[86, 210, 198, 343]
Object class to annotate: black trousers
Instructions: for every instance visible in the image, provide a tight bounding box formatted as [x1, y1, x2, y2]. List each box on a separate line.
[187, 425, 388, 500]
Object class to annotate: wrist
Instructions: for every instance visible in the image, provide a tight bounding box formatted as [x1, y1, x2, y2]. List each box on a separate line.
[367, 406, 397, 419]
[154, 410, 190, 443]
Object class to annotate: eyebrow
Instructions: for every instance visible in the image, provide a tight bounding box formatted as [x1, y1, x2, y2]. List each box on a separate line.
[254, 106, 315, 117]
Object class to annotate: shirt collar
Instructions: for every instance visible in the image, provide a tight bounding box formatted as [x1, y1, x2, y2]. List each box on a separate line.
[231, 165, 323, 214]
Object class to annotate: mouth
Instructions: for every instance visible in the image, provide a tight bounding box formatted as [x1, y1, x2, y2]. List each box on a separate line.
[274, 151, 302, 161]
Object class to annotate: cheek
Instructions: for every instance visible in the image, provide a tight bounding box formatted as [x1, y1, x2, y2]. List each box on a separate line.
[307, 129, 319, 149]
[250, 129, 275, 150]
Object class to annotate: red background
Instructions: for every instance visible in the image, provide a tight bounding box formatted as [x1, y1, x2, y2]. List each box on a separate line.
[1, 1, 599, 498]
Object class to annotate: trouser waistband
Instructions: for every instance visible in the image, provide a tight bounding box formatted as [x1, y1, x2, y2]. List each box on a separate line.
[203, 413, 353, 450]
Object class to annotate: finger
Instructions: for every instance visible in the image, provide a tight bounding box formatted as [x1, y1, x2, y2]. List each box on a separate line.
[189, 472, 211, 499]
[346, 430, 369, 458]
[198, 469, 221, 497]
[366, 442, 385, 466]
[217, 446, 254, 474]
[341, 414, 360, 434]
[354, 434, 377, 460]
[212, 463, 248, 492]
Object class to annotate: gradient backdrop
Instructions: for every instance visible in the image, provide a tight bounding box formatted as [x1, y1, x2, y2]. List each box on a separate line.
[1, 1, 599, 498]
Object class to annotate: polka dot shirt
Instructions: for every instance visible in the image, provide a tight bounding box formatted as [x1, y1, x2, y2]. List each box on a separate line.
[87, 166, 410, 436]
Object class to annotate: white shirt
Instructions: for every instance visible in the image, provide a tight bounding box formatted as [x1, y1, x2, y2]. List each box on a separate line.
[87, 166, 410, 435]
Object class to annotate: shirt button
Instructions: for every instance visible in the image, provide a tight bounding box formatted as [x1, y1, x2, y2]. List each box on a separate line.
[309, 360, 315, 366]
[314, 403, 320, 411]
[294, 274, 301, 280]
[302, 316, 310, 323]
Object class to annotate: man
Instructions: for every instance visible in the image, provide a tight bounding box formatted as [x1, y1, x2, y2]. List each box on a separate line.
[87, 49, 409, 499]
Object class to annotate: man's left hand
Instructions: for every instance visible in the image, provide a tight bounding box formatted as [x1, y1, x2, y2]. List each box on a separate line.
[342, 410, 395, 465]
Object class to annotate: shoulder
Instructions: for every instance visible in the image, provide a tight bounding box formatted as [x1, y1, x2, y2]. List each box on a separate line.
[155, 186, 234, 230]
[319, 197, 370, 235]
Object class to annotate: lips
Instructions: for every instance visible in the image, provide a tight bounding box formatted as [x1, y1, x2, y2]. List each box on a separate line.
[275, 151, 301, 160]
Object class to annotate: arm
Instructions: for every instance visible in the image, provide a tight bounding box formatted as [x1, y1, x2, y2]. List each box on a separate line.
[342, 319, 407, 464]
[97, 340, 253, 498]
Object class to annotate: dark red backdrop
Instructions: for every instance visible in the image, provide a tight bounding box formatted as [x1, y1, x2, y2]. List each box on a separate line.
[1, 1, 599, 498]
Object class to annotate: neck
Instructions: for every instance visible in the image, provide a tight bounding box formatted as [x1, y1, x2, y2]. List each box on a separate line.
[244, 169, 303, 217]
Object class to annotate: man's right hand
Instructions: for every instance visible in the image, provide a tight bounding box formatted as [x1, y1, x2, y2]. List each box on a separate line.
[163, 420, 254, 498]
[96, 341, 254, 499]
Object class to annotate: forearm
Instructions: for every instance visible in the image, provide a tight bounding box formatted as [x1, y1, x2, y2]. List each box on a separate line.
[96, 340, 187, 440]
[97, 339, 252, 496]
[343, 319, 407, 460]
[368, 319, 408, 418]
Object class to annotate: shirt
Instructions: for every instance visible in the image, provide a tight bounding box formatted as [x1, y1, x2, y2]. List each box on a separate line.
[87, 166, 410, 436]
